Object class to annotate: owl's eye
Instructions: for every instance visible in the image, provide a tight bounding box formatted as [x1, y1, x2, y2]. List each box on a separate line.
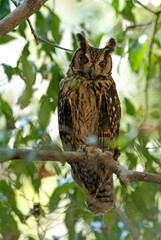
[80, 55, 89, 64]
[99, 60, 107, 68]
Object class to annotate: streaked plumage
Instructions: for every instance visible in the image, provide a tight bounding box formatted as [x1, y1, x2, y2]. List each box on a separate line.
[58, 33, 121, 214]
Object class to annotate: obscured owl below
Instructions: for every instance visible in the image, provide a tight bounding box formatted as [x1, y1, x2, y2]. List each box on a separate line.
[58, 32, 121, 215]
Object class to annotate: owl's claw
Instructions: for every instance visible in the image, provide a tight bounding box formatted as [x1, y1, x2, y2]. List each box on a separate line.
[77, 146, 102, 163]
[77, 145, 87, 153]
[77, 146, 102, 155]
[97, 151, 115, 173]
[93, 148, 102, 156]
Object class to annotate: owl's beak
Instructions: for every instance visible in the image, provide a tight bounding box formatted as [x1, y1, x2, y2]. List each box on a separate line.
[89, 65, 95, 79]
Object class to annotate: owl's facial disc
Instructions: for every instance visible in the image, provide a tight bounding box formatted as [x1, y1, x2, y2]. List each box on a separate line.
[70, 32, 116, 80]
[72, 47, 112, 80]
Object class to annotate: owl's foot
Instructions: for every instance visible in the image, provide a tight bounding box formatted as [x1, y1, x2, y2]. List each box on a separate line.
[77, 146, 102, 165]
[77, 145, 87, 153]
[77, 145, 102, 155]
[98, 151, 113, 171]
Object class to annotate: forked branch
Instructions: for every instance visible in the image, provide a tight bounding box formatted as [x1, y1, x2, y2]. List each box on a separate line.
[11, 0, 73, 52]
[0, 0, 48, 38]
[0, 0, 73, 52]
[1, 148, 161, 186]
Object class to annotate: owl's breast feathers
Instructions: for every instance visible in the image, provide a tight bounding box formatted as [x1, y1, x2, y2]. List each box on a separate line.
[58, 75, 121, 151]
[58, 75, 121, 214]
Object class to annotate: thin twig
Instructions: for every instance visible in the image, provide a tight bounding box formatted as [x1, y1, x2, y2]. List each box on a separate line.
[145, 13, 160, 118]
[135, 0, 161, 14]
[11, 0, 73, 52]
[27, 18, 39, 45]
[36, 37, 73, 52]
[126, 20, 161, 31]
[11, 0, 39, 44]
[11, 0, 18, 7]
[117, 210, 139, 238]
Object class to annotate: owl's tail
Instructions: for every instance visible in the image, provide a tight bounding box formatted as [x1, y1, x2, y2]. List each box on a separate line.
[85, 176, 114, 215]
[71, 160, 115, 215]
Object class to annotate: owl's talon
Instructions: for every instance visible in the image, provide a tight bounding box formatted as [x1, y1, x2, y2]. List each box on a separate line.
[93, 148, 102, 155]
[77, 146, 102, 161]
[77, 146, 102, 154]
[98, 151, 113, 170]
[77, 145, 87, 152]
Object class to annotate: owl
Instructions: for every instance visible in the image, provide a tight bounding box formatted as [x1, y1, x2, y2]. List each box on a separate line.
[58, 32, 121, 215]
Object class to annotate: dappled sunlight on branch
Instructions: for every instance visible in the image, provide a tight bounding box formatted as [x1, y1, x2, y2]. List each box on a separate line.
[1, 148, 161, 186]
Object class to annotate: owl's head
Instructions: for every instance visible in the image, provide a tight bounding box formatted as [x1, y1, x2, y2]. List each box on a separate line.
[68, 32, 116, 80]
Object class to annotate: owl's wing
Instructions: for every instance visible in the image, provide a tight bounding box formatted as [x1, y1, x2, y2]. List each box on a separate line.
[98, 85, 121, 156]
[58, 81, 73, 151]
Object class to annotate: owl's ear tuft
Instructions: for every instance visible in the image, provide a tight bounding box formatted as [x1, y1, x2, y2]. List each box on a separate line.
[76, 32, 88, 49]
[105, 38, 116, 53]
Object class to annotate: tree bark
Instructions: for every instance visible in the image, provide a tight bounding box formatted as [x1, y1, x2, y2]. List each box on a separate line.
[1, 148, 161, 186]
[0, 0, 48, 39]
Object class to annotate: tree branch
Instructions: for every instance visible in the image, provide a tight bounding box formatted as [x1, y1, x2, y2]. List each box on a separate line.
[9, 0, 73, 52]
[11, 0, 39, 45]
[1, 148, 161, 186]
[0, 0, 48, 39]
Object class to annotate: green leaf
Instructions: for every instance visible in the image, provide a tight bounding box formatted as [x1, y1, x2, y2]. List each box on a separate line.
[38, 95, 52, 130]
[66, 52, 73, 61]
[18, 21, 27, 38]
[149, 55, 157, 78]
[51, 14, 62, 43]
[125, 183, 157, 226]
[72, 33, 78, 51]
[2, 64, 14, 81]
[36, 11, 47, 37]
[49, 182, 74, 209]
[0, 95, 13, 121]
[18, 87, 34, 109]
[64, 188, 86, 240]
[47, 64, 64, 111]
[129, 41, 147, 72]
[124, 98, 135, 115]
[21, 59, 36, 85]
[40, 43, 55, 59]
[0, 0, 10, 19]
[21, 42, 30, 58]
[65, 203, 76, 240]
[0, 35, 16, 44]
[121, 0, 135, 23]
[0, 180, 23, 220]
[94, 33, 104, 47]
[16, 44, 36, 109]
[18, 44, 36, 85]
[112, 0, 119, 14]
[125, 152, 137, 169]
[151, 108, 161, 118]
[104, 209, 118, 232]
[0, 205, 20, 239]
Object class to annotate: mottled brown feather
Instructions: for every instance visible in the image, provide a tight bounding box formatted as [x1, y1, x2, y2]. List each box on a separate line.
[58, 33, 121, 215]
